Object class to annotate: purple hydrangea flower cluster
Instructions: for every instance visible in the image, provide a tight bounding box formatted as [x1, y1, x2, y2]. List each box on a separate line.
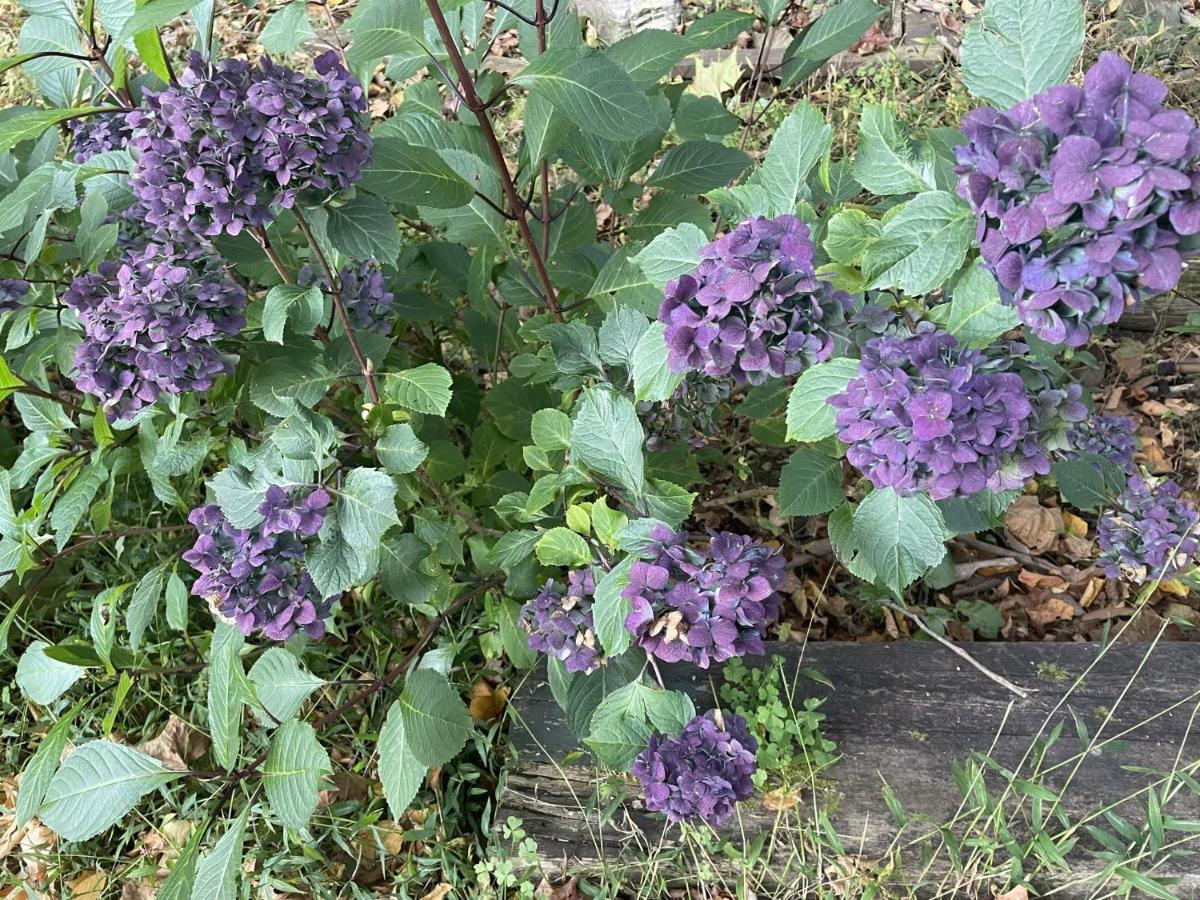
[183, 485, 335, 640]
[63, 239, 246, 420]
[520, 569, 604, 674]
[127, 51, 371, 238]
[631, 710, 758, 826]
[1069, 414, 1138, 472]
[1098, 476, 1200, 584]
[956, 52, 1200, 346]
[829, 324, 1087, 500]
[298, 260, 394, 334]
[623, 526, 784, 668]
[659, 215, 852, 384]
[69, 112, 133, 163]
[0, 278, 29, 313]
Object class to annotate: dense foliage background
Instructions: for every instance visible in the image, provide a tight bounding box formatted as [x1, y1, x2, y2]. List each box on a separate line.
[0, 0, 1198, 896]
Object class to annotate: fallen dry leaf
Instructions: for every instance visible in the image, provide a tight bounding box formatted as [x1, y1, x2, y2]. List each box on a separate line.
[469, 680, 510, 722]
[762, 785, 802, 810]
[535, 878, 585, 900]
[69, 872, 107, 900]
[1005, 496, 1063, 554]
[121, 881, 158, 900]
[19, 820, 55, 884]
[1061, 511, 1088, 538]
[993, 886, 1029, 900]
[138, 714, 209, 772]
[1027, 596, 1076, 628]
[420, 884, 454, 900]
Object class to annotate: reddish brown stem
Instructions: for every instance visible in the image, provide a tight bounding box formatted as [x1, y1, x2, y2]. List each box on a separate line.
[424, 0, 562, 320]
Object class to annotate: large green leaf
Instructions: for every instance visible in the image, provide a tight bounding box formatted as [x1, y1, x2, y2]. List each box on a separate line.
[631, 322, 683, 403]
[862, 191, 975, 295]
[259, 2, 315, 53]
[851, 105, 937, 196]
[360, 138, 475, 208]
[16, 699, 84, 827]
[399, 669, 471, 766]
[324, 193, 402, 263]
[512, 48, 657, 141]
[39, 741, 180, 841]
[16, 640, 85, 705]
[785, 358, 859, 443]
[647, 140, 751, 194]
[605, 29, 692, 88]
[337, 467, 399, 548]
[378, 699, 424, 816]
[747, 101, 831, 216]
[377, 423, 429, 474]
[852, 488, 950, 595]
[960, 0, 1084, 109]
[385, 363, 453, 415]
[782, 0, 883, 85]
[926, 261, 1021, 347]
[248, 648, 326, 727]
[778, 448, 844, 517]
[632, 222, 707, 286]
[126, 564, 166, 651]
[592, 554, 634, 657]
[570, 387, 646, 497]
[207, 624, 245, 772]
[117, 0, 200, 41]
[191, 809, 248, 900]
[263, 719, 330, 830]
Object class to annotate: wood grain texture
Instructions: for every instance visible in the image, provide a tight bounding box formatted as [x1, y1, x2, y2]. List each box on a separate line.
[497, 641, 1200, 897]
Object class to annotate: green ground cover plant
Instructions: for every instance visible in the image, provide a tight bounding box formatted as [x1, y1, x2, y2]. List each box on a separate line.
[0, 0, 1197, 895]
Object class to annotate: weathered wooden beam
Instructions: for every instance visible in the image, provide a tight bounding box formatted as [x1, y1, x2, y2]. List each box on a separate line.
[496, 641, 1200, 896]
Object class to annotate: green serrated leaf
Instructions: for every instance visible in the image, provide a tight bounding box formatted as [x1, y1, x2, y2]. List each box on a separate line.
[263, 719, 330, 830]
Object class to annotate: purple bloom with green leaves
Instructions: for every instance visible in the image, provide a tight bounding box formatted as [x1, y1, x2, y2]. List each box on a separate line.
[520, 569, 604, 674]
[183, 485, 335, 640]
[0, 278, 29, 313]
[631, 710, 758, 826]
[127, 51, 370, 238]
[1098, 476, 1199, 584]
[829, 324, 1087, 500]
[956, 52, 1200, 346]
[63, 238, 246, 420]
[623, 525, 784, 668]
[659, 215, 852, 384]
[298, 259, 394, 334]
[1069, 414, 1138, 472]
[69, 112, 133, 163]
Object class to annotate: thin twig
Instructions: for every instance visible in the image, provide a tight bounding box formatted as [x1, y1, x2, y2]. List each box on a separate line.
[292, 207, 381, 404]
[251, 227, 295, 285]
[883, 602, 1032, 700]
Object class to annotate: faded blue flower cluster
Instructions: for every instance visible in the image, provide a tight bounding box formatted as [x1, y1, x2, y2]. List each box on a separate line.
[623, 526, 784, 668]
[183, 485, 335, 640]
[632, 710, 758, 826]
[127, 51, 370, 238]
[63, 239, 246, 420]
[520, 569, 604, 674]
[0, 278, 29, 313]
[1069, 414, 1138, 472]
[69, 112, 133, 163]
[1098, 476, 1200, 584]
[659, 215, 851, 384]
[956, 52, 1200, 346]
[298, 259, 394, 334]
[641, 373, 729, 451]
[830, 324, 1087, 500]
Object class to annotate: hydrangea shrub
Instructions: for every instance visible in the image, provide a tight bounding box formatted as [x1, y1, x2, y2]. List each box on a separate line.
[0, 0, 1195, 879]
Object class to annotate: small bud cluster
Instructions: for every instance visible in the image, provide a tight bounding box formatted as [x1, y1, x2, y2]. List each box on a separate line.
[183, 485, 335, 640]
[830, 324, 1087, 500]
[69, 112, 133, 163]
[639, 373, 730, 451]
[1098, 476, 1200, 584]
[631, 710, 758, 826]
[956, 53, 1200, 346]
[63, 239, 246, 420]
[520, 569, 604, 674]
[660, 215, 852, 384]
[1068, 414, 1138, 473]
[0, 278, 29, 313]
[127, 51, 371, 238]
[298, 259, 394, 335]
[623, 526, 784, 668]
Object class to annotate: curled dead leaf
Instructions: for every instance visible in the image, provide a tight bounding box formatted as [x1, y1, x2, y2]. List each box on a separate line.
[993, 886, 1029, 900]
[68, 872, 107, 900]
[1027, 596, 1075, 629]
[420, 884, 454, 900]
[1004, 496, 1062, 554]
[138, 714, 209, 772]
[469, 680, 510, 722]
[762, 785, 802, 810]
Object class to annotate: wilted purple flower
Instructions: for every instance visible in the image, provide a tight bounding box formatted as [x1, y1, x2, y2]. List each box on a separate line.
[0, 278, 29, 313]
[298, 259, 393, 334]
[956, 52, 1200, 345]
[659, 215, 852, 384]
[640, 373, 730, 451]
[520, 569, 604, 674]
[623, 526, 784, 667]
[829, 324, 1087, 500]
[631, 710, 758, 826]
[63, 238, 246, 420]
[1098, 476, 1199, 583]
[1068, 415, 1138, 472]
[69, 112, 133, 163]
[183, 485, 335, 640]
[127, 51, 371, 238]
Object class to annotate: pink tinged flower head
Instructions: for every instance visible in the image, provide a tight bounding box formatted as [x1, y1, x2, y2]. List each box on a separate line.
[955, 52, 1199, 346]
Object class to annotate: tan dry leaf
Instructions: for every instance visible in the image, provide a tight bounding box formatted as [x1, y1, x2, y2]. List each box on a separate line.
[1058, 534, 1094, 563]
[1079, 577, 1102, 608]
[137, 714, 208, 772]
[762, 786, 802, 810]
[68, 872, 107, 900]
[684, 49, 743, 98]
[1004, 496, 1062, 554]
[19, 820, 55, 884]
[469, 681, 510, 722]
[1061, 511, 1089, 538]
[534, 878, 585, 900]
[1027, 596, 1075, 628]
[993, 886, 1030, 900]
[420, 884, 454, 900]
[121, 881, 158, 900]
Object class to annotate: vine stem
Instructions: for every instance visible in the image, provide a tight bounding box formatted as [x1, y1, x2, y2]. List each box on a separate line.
[424, 0, 562, 321]
[882, 602, 1032, 700]
[291, 207, 381, 405]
